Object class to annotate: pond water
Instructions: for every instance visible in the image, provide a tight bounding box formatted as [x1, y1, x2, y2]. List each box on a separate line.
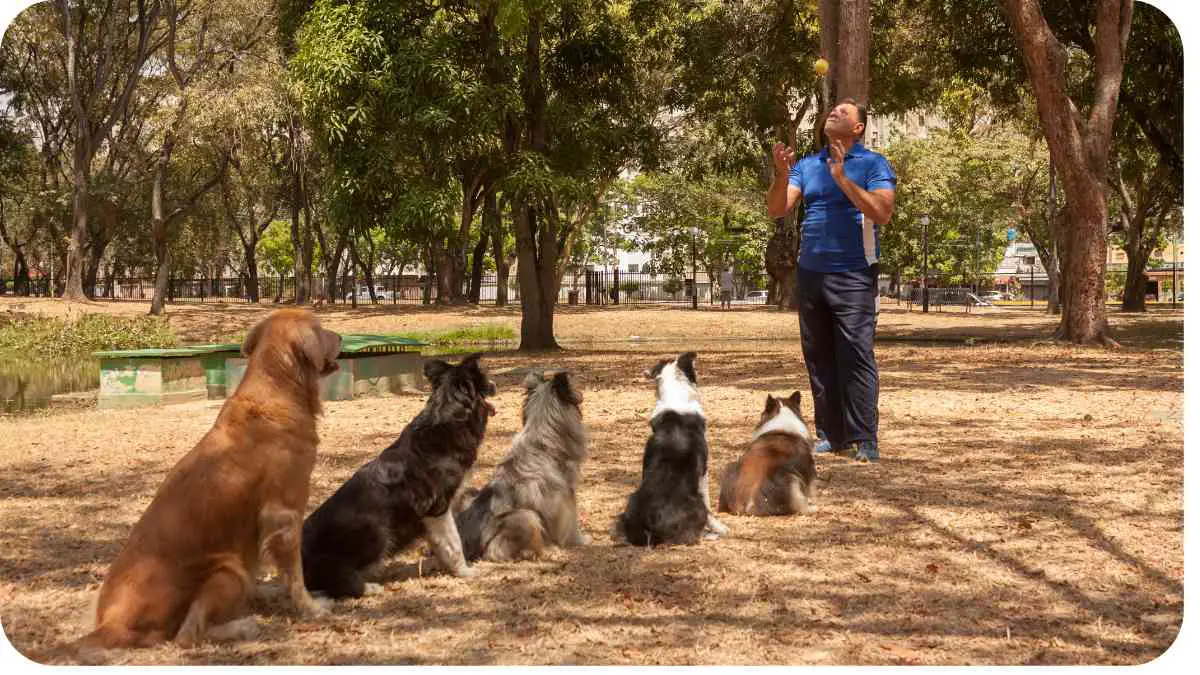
[0, 358, 99, 415]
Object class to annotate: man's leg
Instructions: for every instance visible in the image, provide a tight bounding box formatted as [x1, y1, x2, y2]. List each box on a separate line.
[796, 268, 846, 449]
[826, 267, 880, 460]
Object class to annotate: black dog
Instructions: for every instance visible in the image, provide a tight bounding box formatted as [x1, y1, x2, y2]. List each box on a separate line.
[615, 352, 726, 546]
[301, 354, 496, 599]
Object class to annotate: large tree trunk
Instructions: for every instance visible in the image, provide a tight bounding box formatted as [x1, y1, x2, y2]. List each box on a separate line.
[837, 0, 870, 104]
[1003, 0, 1131, 345]
[514, 13, 560, 350]
[817, 0, 839, 148]
[514, 203, 560, 350]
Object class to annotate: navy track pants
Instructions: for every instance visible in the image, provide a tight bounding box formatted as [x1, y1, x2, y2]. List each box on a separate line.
[795, 264, 879, 448]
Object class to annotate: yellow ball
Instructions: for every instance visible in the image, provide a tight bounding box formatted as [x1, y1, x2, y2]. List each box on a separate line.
[814, 58, 829, 77]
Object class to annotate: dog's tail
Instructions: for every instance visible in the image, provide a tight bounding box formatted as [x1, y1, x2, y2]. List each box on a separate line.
[484, 509, 548, 561]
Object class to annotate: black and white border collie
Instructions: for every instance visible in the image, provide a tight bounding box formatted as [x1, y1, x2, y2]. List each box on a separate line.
[615, 352, 728, 546]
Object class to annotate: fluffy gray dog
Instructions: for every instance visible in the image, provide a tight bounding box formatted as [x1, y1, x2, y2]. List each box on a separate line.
[455, 370, 590, 561]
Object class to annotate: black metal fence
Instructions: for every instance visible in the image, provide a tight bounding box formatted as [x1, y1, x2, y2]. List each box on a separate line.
[1, 271, 777, 307]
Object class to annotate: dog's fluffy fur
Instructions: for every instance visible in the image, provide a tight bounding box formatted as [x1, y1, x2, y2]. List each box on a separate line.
[69, 310, 341, 661]
[718, 391, 817, 516]
[300, 354, 496, 599]
[615, 352, 728, 546]
[455, 370, 590, 561]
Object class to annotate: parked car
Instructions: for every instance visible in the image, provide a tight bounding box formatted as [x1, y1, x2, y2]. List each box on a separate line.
[344, 285, 396, 302]
[745, 290, 769, 303]
[981, 290, 1013, 302]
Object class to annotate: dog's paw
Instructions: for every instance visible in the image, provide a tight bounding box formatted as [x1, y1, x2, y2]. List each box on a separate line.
[300, 594, 333, 617]
[362, 582, 385, 596]
[701, 531, 722, 541]
[451, 565, 477, 578]
[705, 515, 730, 535]
[209, 616, 260, 642]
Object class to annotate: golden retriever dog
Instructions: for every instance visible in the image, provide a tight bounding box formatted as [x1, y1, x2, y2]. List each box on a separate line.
[69, 309, 341, 662]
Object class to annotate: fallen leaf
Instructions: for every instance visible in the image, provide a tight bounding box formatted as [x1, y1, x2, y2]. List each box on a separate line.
[925, 563, 939, 574]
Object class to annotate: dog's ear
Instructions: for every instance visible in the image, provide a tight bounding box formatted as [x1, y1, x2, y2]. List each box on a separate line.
[241, 318, 268, 357]
[763, 394, 780, 415]
[297, 323, 340, 375]
[551, 371, 582, 405]
[787, 390, 803, 409]
[522, 370, 544, 390]
[644, 357, 672, 380]
[677, 351, 698, 384]
[460, 353, 484, 370]
[424, 359, 451, 383]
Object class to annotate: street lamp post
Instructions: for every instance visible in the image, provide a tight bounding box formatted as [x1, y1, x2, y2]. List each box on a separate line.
[1024, 255, 1036, 308]
[921, 215, 930, 313]
[1173, 233, 1178, 307]
[691, 226, 699, 310]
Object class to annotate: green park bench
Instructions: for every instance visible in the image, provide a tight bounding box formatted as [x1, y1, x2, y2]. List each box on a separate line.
[94, 334, 427, 409]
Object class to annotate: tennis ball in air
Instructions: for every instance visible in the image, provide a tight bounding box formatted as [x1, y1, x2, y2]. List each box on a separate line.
[814, 58, 830, 76]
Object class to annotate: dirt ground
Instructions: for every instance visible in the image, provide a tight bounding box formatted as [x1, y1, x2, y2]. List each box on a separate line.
[0, 299, 1184, 664]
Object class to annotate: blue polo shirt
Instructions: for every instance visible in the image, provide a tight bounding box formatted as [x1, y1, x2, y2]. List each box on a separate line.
[789, 142, 897, 273]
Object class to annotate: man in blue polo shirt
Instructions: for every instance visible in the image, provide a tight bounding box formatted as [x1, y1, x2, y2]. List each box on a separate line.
[766, 99, 896, 463]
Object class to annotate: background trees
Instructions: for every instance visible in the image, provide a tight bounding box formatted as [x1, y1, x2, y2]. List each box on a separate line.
[0, 0, 1183, 348]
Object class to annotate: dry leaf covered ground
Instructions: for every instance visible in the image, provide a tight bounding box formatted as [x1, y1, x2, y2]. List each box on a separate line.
[0, 299, 1184, 664]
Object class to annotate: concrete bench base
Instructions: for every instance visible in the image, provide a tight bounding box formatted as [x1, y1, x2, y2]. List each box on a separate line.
[223, 352, 424, 401]
[97, 355, 229, 410]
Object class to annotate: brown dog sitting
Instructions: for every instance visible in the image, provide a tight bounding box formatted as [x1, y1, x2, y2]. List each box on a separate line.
[718, 391, 817, 516]
[69, 309, 341, 662]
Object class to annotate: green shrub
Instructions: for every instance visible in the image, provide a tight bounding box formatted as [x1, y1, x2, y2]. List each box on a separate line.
[0, 314, 179, 360]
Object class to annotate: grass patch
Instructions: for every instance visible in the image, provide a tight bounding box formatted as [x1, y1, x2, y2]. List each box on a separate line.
[400, 324, 516, 347]
[0, 314, 179, 360]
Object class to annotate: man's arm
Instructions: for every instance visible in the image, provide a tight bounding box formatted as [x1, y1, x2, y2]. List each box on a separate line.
[766, 143, 803, 219]
[827, 139, 895, 225]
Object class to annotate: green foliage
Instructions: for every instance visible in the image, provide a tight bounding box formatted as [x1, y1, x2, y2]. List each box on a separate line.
[882, 127, 1026, 284]
[605, 171, 772, 278]
[0, 315, 179, 361]
[259, 220, 296, 275]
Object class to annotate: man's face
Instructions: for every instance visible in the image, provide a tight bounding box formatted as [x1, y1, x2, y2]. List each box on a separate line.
[824, 103, 863, 138]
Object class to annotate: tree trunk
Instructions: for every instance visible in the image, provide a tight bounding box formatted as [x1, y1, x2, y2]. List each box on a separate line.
[288, 114, 311, 305]
[434, 239, 454, 304]
[1045, 160, 1062, 314]
[243, 242, 261, 303]
[149, 144, 172, 315]
[469, 226, 489, 304]
[445, 176, 482, 304]
[1120, 250, 1147, 312]
[63, 142, 90, 301]
[492, 194, 510, 306]
[422, 245, 435, 305]
[837, 0, 870, 105]
[816, 0, 839, 149]
[514, 202, 560, 350]
[514, 13, 561, 350]
[84, 233, 111, 299]
[1003, 0, 1131, 345]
